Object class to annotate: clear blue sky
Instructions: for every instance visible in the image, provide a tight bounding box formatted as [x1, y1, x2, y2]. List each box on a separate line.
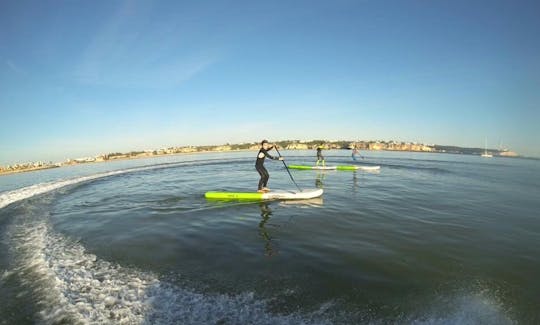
[1, 0, 539, 164]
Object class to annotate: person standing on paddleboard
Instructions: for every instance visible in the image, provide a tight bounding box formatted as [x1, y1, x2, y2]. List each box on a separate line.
[352, 144, 359, 161]
[316, 143, 325, 167]
[256, 140, 283, 193]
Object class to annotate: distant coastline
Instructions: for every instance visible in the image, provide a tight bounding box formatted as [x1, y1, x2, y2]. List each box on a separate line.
[0, 140, 520, 176]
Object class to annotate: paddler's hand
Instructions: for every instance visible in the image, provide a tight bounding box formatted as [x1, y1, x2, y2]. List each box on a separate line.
[278, 157, 284, 161]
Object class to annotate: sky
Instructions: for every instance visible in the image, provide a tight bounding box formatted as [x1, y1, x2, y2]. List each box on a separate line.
[1, 0, 539, 164]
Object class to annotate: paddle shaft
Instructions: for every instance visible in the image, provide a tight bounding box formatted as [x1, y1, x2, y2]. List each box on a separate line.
[359, 151, 365, 159]
[353, 149, 365, 160]
[273, 146, 302, 191]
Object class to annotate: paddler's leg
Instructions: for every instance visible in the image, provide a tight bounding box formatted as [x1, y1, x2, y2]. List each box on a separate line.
[261, 167, 270, 192]
[256, 166, 266, 192]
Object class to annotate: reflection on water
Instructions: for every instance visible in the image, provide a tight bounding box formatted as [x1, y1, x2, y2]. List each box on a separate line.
[353, 171, 360, 191]
[257, 198, 325, 256]
[258, 203, 278, 257]
[315, 172, 326, 188]
[278, 197, 324, 207]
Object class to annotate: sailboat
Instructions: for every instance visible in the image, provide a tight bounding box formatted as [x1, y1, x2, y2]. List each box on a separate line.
[481, 138, 493, 158]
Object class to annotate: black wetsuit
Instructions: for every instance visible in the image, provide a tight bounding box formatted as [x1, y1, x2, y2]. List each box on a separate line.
[255, 146, 278, 190]
[317, 147, 324, 160]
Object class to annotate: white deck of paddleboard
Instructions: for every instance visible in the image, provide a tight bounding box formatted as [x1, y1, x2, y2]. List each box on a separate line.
[291, 165, 380, 171]
[356, 165, 380, 171]
[311, 166, 337, 170]
[262, 188, 323, 200]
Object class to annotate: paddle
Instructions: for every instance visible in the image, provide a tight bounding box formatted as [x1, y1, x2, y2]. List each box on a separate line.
[352, 148, 365, 160]
[273, 145, 303, 192]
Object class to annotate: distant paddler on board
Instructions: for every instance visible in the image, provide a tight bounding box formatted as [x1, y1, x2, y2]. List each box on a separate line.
[316, 143, 326, 167]
[352, 144, 364, 160]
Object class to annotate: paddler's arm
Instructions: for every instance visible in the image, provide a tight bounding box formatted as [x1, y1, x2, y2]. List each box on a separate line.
[264, 150, 278, 160]
[265, 146, 284, 160]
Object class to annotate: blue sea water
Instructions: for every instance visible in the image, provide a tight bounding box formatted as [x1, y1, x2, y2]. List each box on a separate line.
[0, 150, 539, 324]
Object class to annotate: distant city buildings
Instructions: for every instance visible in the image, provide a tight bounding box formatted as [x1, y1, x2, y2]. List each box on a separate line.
[365, 141, 433, 152]
[0, 161, 58, 175]
[0, 140, 519, 175]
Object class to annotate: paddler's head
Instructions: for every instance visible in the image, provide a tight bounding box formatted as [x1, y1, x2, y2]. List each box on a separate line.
[261, 139, 270, 150]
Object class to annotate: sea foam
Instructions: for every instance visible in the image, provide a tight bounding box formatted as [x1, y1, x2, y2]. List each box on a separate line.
[1, 168, 331, 324]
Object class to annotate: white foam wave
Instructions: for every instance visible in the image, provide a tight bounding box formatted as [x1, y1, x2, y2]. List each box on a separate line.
[7, 219, 515, 325]
[407, 290, 515, 325]
[0, 160, 209, 211]
[0, 167, 158, 210]
[5, 218, 331, 324]
[1, 169, 331, 324]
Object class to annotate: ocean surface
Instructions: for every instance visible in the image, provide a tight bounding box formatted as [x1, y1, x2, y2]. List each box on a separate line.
[0, 150, 539, 324]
